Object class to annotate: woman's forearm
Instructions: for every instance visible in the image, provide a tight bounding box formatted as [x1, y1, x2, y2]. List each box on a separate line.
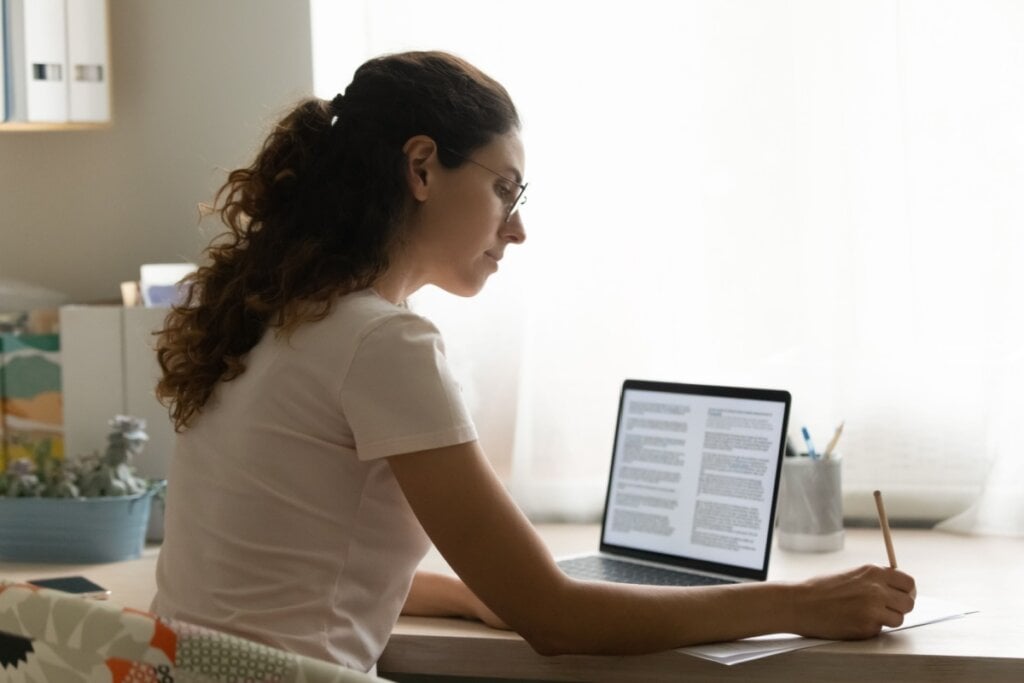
[402, 570, 508, 629]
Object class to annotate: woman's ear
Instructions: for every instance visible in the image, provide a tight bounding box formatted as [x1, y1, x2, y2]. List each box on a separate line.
[402, 135, 437, 202]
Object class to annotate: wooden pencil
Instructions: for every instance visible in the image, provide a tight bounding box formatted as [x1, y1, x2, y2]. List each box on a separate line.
[873, 490, 898, 568]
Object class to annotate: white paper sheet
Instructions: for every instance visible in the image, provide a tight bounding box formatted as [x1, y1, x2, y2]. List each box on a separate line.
[679, 595, 977, 665]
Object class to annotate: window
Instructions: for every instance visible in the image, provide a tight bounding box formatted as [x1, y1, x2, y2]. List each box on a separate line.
[310, 0, 1024, 523]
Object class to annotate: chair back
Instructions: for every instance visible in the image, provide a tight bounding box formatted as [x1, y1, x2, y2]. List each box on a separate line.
[0, 580, 389, 682]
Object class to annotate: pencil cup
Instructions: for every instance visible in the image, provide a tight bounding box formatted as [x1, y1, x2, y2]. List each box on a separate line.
[776, 456, 844, 552]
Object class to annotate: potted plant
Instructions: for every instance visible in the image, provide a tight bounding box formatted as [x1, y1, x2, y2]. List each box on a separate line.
[0, 415, 165, 563]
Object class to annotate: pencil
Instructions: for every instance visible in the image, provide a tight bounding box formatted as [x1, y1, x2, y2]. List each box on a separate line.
[823, 421, 845, 458]
[873, 490, 898, 568]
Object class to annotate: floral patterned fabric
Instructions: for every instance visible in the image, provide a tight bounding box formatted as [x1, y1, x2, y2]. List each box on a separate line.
[0, 581, 388, 683]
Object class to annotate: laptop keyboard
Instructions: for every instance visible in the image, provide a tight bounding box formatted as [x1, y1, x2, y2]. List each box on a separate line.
[558, 555, 736, 587]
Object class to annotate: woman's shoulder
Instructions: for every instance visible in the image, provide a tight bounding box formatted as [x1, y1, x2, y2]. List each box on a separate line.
[321, 288, 439, 341]
[277, 290, 438, 368]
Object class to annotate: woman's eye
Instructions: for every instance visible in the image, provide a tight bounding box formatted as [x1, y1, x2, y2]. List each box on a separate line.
[496, 183, 514, 200]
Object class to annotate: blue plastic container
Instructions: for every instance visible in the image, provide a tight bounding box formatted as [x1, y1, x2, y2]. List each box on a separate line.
[0, 486, 162, 563]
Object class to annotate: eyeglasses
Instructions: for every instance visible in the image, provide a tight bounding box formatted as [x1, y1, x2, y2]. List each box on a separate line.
[443, 148, 528, 222]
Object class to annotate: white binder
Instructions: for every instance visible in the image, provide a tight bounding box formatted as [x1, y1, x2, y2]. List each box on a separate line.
[4, 0, 69, 122]
[67, 0, 109, 122]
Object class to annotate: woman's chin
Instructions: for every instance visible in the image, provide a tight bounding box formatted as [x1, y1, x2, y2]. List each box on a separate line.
[437, 277, 488, 298]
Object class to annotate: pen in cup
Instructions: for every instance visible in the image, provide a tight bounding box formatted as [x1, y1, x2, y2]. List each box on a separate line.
[873, 490, 898, 568]
[801, 426, 818, 460]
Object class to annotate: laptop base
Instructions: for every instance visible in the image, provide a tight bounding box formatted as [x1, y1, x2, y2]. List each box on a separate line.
[558, 555, 737, 587]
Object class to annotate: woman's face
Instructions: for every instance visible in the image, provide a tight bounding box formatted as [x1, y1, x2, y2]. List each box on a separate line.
[409, 131, 527, 297]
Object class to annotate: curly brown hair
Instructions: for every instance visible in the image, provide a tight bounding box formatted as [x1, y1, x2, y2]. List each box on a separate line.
[156, 51, 520, 431]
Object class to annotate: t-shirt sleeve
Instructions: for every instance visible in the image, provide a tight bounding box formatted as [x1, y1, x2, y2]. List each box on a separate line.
[340, 312, 478, 460]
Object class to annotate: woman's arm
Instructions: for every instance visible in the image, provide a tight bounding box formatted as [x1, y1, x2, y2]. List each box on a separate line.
[402, 570, 508, 629]
[388, 440, 915, 656]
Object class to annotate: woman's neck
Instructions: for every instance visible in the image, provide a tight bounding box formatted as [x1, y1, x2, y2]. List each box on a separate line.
[372, 257, 427, 304]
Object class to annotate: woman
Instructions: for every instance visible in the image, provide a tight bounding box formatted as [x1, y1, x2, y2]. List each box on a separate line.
[152, 51, 915, 673]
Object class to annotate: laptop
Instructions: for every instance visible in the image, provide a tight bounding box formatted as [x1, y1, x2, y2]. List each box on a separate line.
[558, 379, 791, 587]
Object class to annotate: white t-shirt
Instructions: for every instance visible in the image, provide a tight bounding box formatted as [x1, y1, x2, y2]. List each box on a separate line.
[151, 289, 477, 672]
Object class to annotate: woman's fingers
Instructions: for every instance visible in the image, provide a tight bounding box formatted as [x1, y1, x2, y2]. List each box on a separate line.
[882, 606, 907, 629]
[886, 567, 917, 594]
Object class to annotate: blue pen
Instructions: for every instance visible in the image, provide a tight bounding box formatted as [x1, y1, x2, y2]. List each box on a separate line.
[801, 426, 818, 460]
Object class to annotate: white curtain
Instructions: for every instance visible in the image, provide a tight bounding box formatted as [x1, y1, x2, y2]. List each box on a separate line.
[312, 0, 1024, 526]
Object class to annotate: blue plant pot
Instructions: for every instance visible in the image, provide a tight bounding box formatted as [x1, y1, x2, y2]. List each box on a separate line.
[0, 485, 163, 563]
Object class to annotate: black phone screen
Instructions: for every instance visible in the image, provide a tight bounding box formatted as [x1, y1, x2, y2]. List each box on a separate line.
[27, 576, 110, 597]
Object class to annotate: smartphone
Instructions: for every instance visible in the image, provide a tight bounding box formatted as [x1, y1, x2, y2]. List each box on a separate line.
[27, 575, 111, 600]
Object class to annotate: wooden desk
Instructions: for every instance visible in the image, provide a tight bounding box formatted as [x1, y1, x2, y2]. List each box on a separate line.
[3, 526, 1021, 682]
[385, 526, 1024, 682]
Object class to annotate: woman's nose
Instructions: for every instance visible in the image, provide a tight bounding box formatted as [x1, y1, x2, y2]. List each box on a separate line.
[504, 212, 526, 244]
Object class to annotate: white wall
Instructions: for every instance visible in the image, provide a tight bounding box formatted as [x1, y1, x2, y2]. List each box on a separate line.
[0, 0, 314, 303]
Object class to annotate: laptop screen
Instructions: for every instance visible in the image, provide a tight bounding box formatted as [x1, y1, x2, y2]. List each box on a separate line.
[600, 380, 791, 580]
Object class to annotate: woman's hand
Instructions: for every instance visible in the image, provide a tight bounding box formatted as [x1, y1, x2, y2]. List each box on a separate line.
[790, 564, 916, 640]
[402, 570, 510, 630]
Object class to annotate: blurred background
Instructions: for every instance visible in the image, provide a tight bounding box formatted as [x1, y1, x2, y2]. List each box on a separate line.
[2, 0, 1021, 527]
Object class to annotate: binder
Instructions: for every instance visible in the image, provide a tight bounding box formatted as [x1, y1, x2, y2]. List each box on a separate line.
[4, 0, 69, 122]
[67, 0, 109, 122]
